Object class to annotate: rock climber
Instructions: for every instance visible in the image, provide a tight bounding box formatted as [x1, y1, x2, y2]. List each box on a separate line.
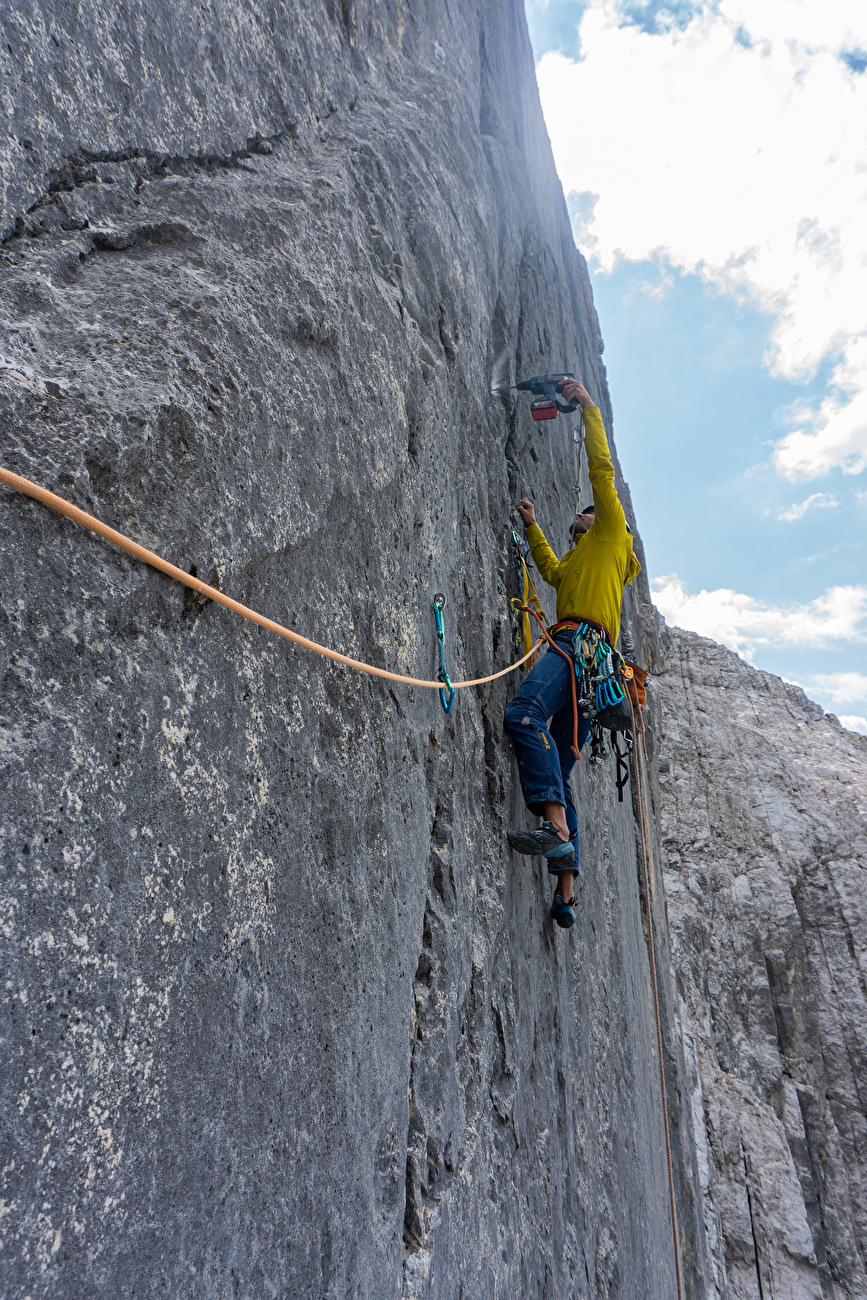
[504, 378, 641, 930]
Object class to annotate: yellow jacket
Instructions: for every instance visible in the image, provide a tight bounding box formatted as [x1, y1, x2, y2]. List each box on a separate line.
[525, 406, 640, 644]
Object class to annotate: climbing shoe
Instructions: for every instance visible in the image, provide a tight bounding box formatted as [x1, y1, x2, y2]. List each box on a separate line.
[507, 821, 573, 860]
[550, 894, 576, 929]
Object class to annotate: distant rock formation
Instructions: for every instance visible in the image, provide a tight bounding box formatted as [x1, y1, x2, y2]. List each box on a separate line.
[1, 3, 864, 1298]
[655, 625, 867, 1299]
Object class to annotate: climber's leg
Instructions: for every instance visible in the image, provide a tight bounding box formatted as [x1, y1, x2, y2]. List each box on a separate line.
[539, 799, 569, 840]
[546, 703, 593, 903]
[504, 630, 576, 855]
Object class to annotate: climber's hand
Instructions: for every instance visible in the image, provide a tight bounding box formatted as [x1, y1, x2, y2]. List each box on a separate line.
[560, 379, 594, 409]
[517, 498, 536, 527]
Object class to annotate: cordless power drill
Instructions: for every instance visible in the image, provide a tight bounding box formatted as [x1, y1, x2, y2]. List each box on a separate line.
[515, 373, 580, 421]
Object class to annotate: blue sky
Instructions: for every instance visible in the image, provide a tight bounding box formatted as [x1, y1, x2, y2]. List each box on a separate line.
[525, 0, 867, 731]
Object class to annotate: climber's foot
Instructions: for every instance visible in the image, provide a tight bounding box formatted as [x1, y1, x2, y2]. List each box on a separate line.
[551, 894, 576, 929]
[507, 820, 572, 859]
[550, 870, 576, 911]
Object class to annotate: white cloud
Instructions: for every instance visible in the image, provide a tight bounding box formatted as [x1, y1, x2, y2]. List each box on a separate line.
[777, 492, 838, 521]
[651, 574, 867, 656]
[537, 0, 867, 479]
[838, 715, 867, 735]
[796, 671, 867, 728]
[773, 354, 867, 479]
[802, 671, 867, 706]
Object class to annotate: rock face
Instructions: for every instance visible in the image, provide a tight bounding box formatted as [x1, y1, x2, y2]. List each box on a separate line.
[653, 626, 867, 1300]
[1, 3, 706, 1297]
[2, 3, 865, 1299]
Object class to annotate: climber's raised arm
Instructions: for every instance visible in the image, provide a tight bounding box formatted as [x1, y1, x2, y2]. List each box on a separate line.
[517, 498, 560, 588]
[560, 381, 626, 539]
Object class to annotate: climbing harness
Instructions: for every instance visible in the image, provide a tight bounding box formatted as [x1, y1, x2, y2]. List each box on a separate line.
[516, 606, 645, 801]
[509, 527, 547, 666]
[432, 593, 455, 713]
[628, 690, 685, 1300]
[0, 467, 543, 694]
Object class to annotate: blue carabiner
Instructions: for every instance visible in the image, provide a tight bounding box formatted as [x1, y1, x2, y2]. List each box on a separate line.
[433, 594, 456, 713]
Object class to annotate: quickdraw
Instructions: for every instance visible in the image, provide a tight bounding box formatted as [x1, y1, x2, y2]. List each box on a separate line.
[569, 621, 627, 713]
[509, 528, 547, 668]
[572, 410, 585, 539]
[432, 593, 455, 713]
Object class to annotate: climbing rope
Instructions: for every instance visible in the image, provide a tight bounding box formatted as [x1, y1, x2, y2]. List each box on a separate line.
[628, 691, 685, 1300]
[509, 527, 547, 667]
[0, 467, 542, 691]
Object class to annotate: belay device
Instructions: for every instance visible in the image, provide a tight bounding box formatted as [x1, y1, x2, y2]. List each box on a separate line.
[515, 373, 581, 422]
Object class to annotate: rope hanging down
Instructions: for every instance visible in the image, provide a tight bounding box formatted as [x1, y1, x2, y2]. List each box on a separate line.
[0, 467, 542, 691]
[512, 589, 682, 1296]
[629, 693, 685, 1300]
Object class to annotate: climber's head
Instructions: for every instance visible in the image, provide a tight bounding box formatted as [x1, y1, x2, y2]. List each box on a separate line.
[570, 504, 595, 539]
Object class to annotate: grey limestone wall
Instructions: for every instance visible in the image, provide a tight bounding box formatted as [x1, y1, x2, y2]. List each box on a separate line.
[0, 3, 709, 1297]
[654, 626, 867, 1300]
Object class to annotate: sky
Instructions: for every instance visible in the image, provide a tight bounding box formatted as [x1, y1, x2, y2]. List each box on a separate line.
[524, 0, 867, 733]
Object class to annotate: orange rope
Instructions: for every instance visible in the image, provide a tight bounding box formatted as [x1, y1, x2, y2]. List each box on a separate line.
[629, 693, 684, 1300]
[0, 466, 542, 690]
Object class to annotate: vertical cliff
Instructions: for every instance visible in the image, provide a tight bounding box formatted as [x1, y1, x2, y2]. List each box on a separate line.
[3, 3, 865, 1299]
[653, 625, 867, 1300]
[1, 3, 707, 1296]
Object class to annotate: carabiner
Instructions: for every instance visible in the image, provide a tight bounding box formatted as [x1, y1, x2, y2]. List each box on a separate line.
[432, 594, 455, 713]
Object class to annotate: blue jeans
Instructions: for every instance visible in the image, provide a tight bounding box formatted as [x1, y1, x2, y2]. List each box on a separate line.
[504, 629, 592, 844]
